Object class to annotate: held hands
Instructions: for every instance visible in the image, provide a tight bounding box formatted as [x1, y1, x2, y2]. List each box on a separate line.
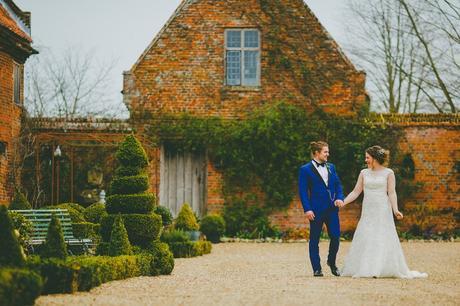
[334, 200, 345, 208]
[394, 211, 404, 220]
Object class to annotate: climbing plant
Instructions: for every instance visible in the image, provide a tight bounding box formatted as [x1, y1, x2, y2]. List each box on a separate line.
[149, 102, 413, 212]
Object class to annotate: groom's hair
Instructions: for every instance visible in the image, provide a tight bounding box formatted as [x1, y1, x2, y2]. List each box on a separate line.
[310, 141, 328, 154]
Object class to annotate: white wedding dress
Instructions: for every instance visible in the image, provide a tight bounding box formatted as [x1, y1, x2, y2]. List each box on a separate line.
[341, 168, 427, 278]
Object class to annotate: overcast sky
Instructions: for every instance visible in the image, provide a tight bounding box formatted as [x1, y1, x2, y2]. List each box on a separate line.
[15, 0, 349, 114]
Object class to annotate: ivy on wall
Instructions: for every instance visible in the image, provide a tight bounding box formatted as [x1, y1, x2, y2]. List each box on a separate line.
[149, 102, 416, 212]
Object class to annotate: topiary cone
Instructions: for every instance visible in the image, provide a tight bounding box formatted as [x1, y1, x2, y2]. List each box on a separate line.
[0, 205, 26, 267]
[40, 214, 68, 259]
[108, 214, 133, 256]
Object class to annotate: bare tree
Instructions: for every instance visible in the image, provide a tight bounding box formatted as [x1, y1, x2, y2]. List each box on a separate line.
[25, 46, 127, 118]
[345, 0, 459, 113]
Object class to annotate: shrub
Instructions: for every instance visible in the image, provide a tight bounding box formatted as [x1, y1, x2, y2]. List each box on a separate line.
[8, 211, 33, 253]
[40, 214, 68, 260]
[41, 203, 85, 223]
[100, 214, 162, 247]
[160, 229, 190, 243]
[0, 205, 25, 267]
[108, 215, 132, 256]
[110, 175, 149, 195]
[116, 135, 148, 169]
[114, 165, 143, 177]
[155, 205, 173, 226]
[95, 242, 110, 256]
[9, 189, 32, 210]
[175, 203, 199, 231]
[167, 241, 212, 258]
[106, 194, 155, 214]
[223, 199, 278, 238]
[83, 202, 108, 223]
[0, 268, 43, 306]
[200, 214, 226, 243]
[144, 242, 174, 275]
[67, 255, 144, 291]
[27, 256, 79, 294]
[72, 222, 100, 240]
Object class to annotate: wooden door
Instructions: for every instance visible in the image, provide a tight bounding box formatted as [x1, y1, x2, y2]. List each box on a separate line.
[159, 147, 207, 217]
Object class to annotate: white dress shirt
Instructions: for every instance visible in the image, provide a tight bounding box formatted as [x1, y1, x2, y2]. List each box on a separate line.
[312, 159, 328, 185]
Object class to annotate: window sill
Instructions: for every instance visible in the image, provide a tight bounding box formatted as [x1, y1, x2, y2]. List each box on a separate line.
[222, 86, 261, 92]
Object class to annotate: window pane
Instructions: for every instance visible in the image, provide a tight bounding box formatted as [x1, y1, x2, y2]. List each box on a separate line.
[244, 30, 259, 48]
[226, 51, 241, 85]
[243, 51, 258, 85]
[227, 31, 241, 48]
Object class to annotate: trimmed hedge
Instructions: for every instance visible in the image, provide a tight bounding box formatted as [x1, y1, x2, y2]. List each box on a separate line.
[83, 203, 108, 224]
[115, 135, 148, 169]
[174, 204, 199, 231]
[100, 214, 162, 247]
[0, 206, 25, 267]
[142, 242, 174, 275]
[72, 222, 100, 240]
[27, 254, 157, 294]
[167, 241, 212, 258]
[27, 256, 79, 294]
[110, 175, 149, 195]
[40, 204, 85, 223]
[0, 268, 43, 306]
[160, 229, 190, 243]
[106, 194, 155, 214]
[108, 215, 132, 256]
[40, 214, 67, 260]
[155, 205, 173, 226]
[115, 165, 143, 177]
[200, 214, 226, 243]
[8, 211, 33, 253]
[9, 189, 32, 210]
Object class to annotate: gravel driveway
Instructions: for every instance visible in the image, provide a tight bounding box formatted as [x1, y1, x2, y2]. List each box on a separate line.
[36, 242, 459, 306]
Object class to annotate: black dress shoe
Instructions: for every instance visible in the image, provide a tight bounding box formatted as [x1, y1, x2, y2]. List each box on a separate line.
[327, 262, 340, 276]
[313, 270, 324, 277]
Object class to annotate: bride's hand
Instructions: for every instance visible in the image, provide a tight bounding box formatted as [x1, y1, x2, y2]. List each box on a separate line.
[394, 211, 403, 220]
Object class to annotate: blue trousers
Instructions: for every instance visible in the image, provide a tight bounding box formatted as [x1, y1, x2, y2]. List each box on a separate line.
[308, 209, 340, 272]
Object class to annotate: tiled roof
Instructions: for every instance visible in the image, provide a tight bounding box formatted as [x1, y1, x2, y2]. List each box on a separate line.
[0, 1, 32, 42]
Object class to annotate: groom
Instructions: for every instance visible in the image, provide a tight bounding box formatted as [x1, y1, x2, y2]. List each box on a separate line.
[298, 141, 344, 277]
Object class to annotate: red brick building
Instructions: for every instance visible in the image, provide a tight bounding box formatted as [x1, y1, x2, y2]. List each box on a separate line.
[122, 0, 459, 234]
[0, 0, 36, 205]
[123, 0, 367, 219]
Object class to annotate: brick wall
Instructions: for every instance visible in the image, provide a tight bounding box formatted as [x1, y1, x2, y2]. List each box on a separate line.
[269, 118, 460, 232]
[125, 0, 367, 229]
[0, 50, 23, 205]
[124, 0, 366, 119]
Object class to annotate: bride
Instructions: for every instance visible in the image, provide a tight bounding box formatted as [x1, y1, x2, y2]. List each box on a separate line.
[338, 146, 427, 278]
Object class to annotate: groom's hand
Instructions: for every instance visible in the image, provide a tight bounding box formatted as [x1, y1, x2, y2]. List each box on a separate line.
[305, 211, 315, 221]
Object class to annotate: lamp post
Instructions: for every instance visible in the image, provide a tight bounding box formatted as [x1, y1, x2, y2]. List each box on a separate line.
[54, 145, 62, 204]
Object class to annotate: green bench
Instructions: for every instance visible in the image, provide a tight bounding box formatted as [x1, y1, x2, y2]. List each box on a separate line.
[12, 209, 93, 254]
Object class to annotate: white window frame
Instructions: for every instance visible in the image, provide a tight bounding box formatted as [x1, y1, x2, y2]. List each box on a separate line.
[13, 62, 22, 105]
[225, 29, 261, 87]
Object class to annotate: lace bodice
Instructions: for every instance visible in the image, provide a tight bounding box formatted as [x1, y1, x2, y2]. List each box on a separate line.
[341, 167, 427, 278]
[363, 168, 389, 193]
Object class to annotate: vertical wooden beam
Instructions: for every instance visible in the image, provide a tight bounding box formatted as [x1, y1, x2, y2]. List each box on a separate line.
[51, 144, 55, 205]
[70, 146, 74, 203]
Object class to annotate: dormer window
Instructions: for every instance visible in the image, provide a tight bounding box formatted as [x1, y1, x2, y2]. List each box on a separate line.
[225, 29, 260, 86]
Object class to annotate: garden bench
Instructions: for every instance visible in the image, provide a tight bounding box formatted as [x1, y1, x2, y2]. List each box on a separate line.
[12, 208, 93, 254]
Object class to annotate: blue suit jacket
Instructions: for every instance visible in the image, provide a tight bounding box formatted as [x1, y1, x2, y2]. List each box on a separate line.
[298, 161, 344, 216]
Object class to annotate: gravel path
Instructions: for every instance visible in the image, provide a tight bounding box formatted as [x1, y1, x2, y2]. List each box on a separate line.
[36, 242, 459, 306]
